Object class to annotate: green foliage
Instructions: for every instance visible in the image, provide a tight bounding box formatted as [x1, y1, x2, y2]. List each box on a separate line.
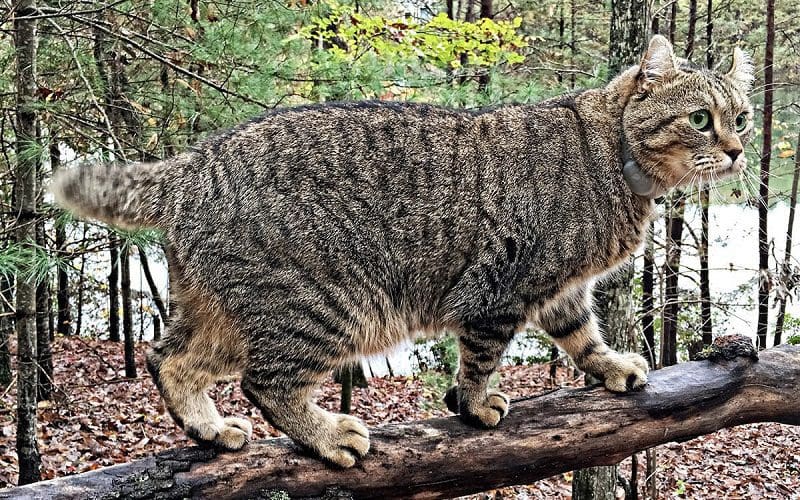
[114, 228, 165, 253]
[510, 330, 553, 365]
[788, 335, 800, 346]
[14, 138, 45, 167]
[426, 334, 460, 374]
[297, 1, 526, 71]
[54, 209, 76, 230]
[780, 313, 800, 340]
[416, 370, 451, 404]
[0, 240, 63, 284]
[263, 489, 291, 500]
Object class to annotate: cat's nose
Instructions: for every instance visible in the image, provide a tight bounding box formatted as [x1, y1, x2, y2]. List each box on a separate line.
[725, 148, 743, 162]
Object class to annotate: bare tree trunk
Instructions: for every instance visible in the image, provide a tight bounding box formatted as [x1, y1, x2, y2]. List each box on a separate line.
[650, 1, 660, 34]
[0, 276, 13, 386]
[74, 224, 87, 338]
[557, 0, 565, 85]
[628, 453, 639, 500]
[661, 192, 686, 368]
[108, 234, 120, 341]
[456, 0, 476, 83]
[645, 448, 657, 499]
[121, 245, 136, 378]
[662, 0, 698, 365]
[685, 0, 697, 58]
[138, 247, 167, 324]
[569, 0, 576, 88]
[573, 466, 617, 500]
[757, 0, 775, 350]
[575, 263, 637, 498]
[699, 1, 714, 346]
[669, 0, 677, 45]
[13, 0, 41, 482]
[479, 0, 492, 19]
[152, 313, 161, 342]
[53, 143, 71, 337]
[705, 0, 714, 69]
[608, 0, 650, 75]
[34, 153, 52, 401]
[575, 2, 650, 495]
[641, 222, 656, 368]
[774, 131, 800, 346]
[34, 267, 52, 401]
[340, 366, 353, 414]
[699, 189, 712, 345]
[476, 0, 493, 90]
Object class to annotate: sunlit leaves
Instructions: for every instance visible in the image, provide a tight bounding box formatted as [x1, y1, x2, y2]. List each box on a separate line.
[776, 138, 795, 159]
[297, 1, 527, 71]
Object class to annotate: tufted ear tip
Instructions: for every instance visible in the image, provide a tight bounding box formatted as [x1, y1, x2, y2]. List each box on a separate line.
[726, 47, 755, 92]
[638, 35, 677, 93]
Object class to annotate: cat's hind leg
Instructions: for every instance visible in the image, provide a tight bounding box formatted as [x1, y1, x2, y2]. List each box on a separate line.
[240, 319, 369, 468]
[146, 300, 252, 451]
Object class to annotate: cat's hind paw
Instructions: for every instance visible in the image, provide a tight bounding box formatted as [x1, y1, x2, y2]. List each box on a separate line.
[185, 416, 252, 451]
[217, 417, 253, 451]
[315, 414, 370, 468]
[457, 389, 510, 429]
[600, 352, 649, 393]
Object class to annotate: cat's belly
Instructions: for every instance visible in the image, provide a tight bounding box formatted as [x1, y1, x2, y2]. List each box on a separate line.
[350, 306, 458, 356]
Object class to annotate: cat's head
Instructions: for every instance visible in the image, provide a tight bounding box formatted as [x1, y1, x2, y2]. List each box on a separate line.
[621, 35, 754, 193]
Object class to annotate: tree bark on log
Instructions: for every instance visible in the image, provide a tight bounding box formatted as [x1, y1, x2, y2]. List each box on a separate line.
[2, 339, 798, 500]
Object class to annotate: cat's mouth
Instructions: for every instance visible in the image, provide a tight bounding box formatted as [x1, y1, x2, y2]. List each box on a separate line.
[695, 158, 746, 183]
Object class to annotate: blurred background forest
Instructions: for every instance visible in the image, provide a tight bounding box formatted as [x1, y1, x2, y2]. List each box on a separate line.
[0, 0, 798, 497]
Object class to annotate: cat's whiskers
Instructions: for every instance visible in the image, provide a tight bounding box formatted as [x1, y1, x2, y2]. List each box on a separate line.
[739, 169, 775, 210]
[709, 167, 724, 203]
[672, 162, 701, 190]
[740, 167, 783, 204]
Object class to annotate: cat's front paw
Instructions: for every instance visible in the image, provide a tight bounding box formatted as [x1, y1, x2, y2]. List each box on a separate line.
[313, 414, 370, 468]
[447, 386, 510, 428]
[598, 352, 649, 392]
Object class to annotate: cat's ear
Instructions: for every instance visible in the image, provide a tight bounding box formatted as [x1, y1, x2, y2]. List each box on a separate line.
[726, 47, 755, 92]
[637, 35, 677, 93]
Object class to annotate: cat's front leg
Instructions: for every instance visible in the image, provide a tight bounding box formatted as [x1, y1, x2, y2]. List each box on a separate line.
[539, 288, 649, 392]
[445, 316, 520, 428]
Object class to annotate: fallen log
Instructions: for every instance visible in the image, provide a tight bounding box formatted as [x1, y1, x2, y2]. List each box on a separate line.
[2, 336, 798, 500]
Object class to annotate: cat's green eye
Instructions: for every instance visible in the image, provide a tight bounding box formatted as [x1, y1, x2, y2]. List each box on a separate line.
[735, 112, 748, 133]
[689, 110, 712, 131]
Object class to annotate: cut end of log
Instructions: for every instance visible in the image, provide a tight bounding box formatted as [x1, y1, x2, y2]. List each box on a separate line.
[694, 334, 759, 362]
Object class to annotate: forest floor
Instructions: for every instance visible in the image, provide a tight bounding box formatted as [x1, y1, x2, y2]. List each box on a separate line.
[0, 337, 798, 498]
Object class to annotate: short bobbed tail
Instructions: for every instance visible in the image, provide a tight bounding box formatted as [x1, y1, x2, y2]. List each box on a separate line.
[51, 161, 171, 229]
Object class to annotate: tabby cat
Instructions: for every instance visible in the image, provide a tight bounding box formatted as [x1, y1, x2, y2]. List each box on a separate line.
[53, 35, 754, 467]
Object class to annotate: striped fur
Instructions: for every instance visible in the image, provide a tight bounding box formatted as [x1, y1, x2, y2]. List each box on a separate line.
[53, 36, 752, 467]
